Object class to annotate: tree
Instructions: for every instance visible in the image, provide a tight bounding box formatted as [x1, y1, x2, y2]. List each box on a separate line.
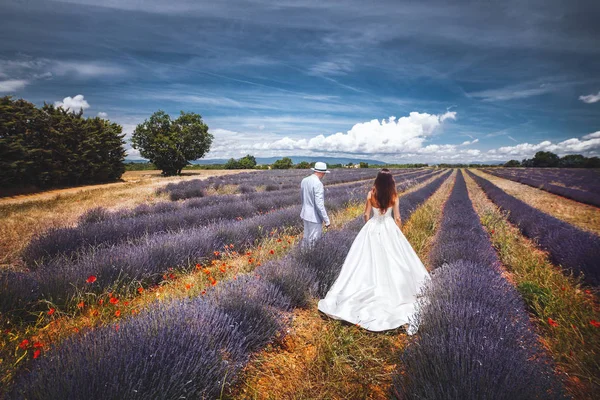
[359, 162, 369, 168]
[131, 110, 212, 176]
[559, 154, 586, 168]
[272, 157, 293, 169]
[295, 161, 311, 169]
[585, 157, 600, 168]
[0, 96, 126, 190]
[224, 158, 239, 169]
[238, 154, 257, 169]
[503, 160, 521, 167]
[531, 151, 560, 167]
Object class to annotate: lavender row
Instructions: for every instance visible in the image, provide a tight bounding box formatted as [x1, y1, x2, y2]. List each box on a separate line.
[489, 167, 600, 195]
[23, 179, 368, 264]
[393, 170, 565, 400]
[483, 168, 600, 207]
[159, 168, 427, 201]
[9, 274, 293, 399]
[8, 166, 447, 398]
[468, 170, 600, 287]
[0, 181, 369, 315]
[24, 169, 436, 265]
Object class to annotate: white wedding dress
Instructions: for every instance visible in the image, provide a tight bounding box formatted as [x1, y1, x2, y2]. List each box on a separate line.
[317, 206, 430, 333]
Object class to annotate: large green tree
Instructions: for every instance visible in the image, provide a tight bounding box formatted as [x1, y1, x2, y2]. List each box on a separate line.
[531, 151, 560, 167]
[131, 110, 213, 176]
[0, 96, 126, 189]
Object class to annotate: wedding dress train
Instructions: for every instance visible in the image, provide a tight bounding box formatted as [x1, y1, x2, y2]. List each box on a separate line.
[317, 207, 430, 333]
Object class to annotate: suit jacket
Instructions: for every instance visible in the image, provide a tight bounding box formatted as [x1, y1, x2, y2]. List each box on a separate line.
[300, 174, 330, 225]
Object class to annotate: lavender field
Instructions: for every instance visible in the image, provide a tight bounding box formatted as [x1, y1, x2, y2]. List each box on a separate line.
[482, 168, 600, 207]
[2, 167, 599, 399]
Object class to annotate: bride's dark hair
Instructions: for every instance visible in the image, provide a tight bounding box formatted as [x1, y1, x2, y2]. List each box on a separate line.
[372, 168, 397, 212]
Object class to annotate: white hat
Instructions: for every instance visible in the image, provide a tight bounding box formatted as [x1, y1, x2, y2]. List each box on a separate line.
[311, 161, 330, 173]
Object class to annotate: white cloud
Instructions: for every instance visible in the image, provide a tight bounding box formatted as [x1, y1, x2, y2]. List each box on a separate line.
[492, 135, 600, 158]
[97, 112, 108, 118]
[54, 94, 90, 113]
[252, 111, 457, 154]
[469, 82, 561, 101]
[579, 91, 600, 104]
[126, 148, 142, 158]
[51, 61, 125, 78]
[0, 79, 29, 92]
[308, 60, 353, 76]
[461, 138, 479, 145]
[583, 131, 600, 140]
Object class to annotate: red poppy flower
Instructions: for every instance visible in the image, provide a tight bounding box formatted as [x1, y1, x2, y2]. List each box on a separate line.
[201, 290, 206, 296]
[86, 275, 97, 283]
[33, 349, 41, 359]
[169, 273, 175, 280]
[47, 308, 55, 316]
[219, 266, 226, 273]
[270, 250, 275, 255]
[115, 324, 120, 332]
[213, 251, 220, 257]
[256, 262, 261, 266]
[203, 268, 211, 275]
[115, 310, 121, 317]
[33, 342, 43, 348]
[162, 274, 167, 280]
[209, 277, 217, 286]
[590, 320, 600, 328]
[248, 258, 253, 264]
[98, 299, 104, 305]
[548, 318, 559, 327]
[77, 301, 85, 309]
[124, 301, 129, 306]
[185, 283, 192, 290]
[246, 251, 252, 256]
[137, 287, 144, 294]
[229, 244, 234, 248]
[18, 339, 29, 349]
[73, 327, 79, 333]
[277, 239, 282, 242]
[92, 309, 99, 317]
[109, 297, 119, 305]
[585, 290, 591, 295]
[561, 287, 566, 291]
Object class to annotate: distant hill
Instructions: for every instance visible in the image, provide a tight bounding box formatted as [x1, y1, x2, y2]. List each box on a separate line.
[126, 156, 387, 165]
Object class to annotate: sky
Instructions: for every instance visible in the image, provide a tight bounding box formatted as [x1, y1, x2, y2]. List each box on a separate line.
[1, 0, 600, 163]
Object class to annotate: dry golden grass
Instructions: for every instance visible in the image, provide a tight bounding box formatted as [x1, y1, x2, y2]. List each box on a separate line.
[0, 170, 251, 268]
[464, 171, 600, 400]
[471, 169, 600, 235]
[229, 171, 457, 399]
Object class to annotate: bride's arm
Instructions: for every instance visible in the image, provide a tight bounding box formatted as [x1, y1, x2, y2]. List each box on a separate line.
[364, 190, 373, 223]
[393, 195, 402, 228]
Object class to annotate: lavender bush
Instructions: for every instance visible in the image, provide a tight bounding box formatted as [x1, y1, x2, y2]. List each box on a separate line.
[158, 168, 429, 201]
[10, 297, 248, 399]
[468, 170, 600, 287]
[483, 168, 600, 207]
[392, 170, 566, 399]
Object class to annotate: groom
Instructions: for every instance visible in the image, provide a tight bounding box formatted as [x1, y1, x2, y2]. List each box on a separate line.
[300, 161, 331, 247]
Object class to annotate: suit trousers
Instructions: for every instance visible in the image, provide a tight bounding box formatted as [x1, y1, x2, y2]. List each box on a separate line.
[302, 220, 323, 247]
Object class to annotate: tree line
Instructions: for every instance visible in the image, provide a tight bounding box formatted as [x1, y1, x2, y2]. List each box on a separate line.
[0, 96, 126, 191]
[504, 151, 600, 168]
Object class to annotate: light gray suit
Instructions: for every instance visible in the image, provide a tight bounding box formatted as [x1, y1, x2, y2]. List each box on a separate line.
[300, 174, 330, 246]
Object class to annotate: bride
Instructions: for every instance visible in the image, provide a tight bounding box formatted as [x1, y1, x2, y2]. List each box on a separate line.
[317, 169, 430, 334]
